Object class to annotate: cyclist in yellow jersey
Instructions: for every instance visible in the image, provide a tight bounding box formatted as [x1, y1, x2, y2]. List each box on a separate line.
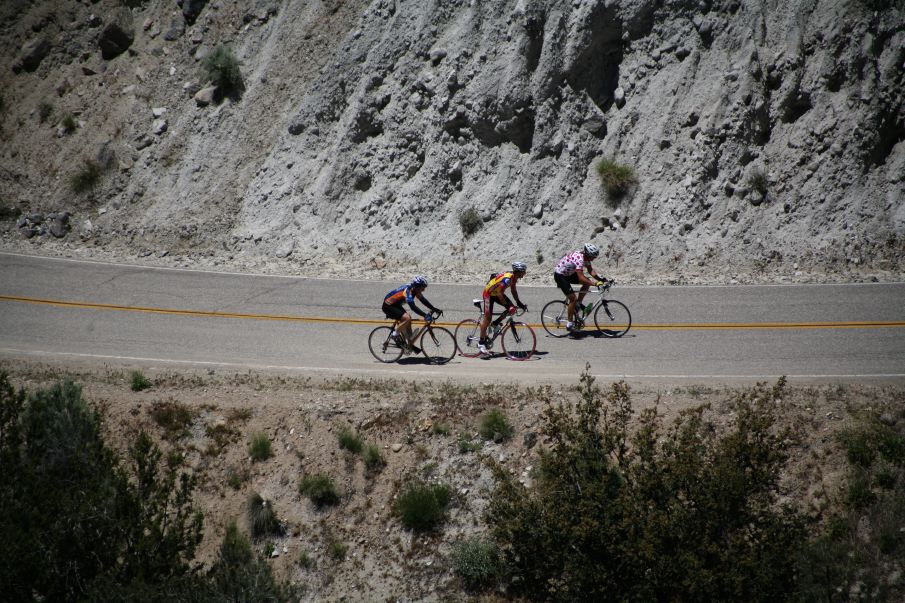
[479, 262, 528, 355]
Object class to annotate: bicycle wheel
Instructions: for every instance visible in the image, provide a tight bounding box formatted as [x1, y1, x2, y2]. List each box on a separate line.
[501, 322, 536, 361]
[421, 327, 457, 365]
[594, 300, 632, 337]
[541, 300, 570, 337]
[368, 326, 403, 363]
[454, 319, 482, 358]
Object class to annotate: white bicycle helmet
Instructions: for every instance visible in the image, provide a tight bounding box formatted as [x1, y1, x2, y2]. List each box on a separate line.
[411, 275, 428, 287]
[511, 261, 527, 273]
[583, 243, 600, 259]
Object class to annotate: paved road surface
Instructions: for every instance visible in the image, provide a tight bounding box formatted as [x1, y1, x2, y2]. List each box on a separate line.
[1, 252, 903, 384]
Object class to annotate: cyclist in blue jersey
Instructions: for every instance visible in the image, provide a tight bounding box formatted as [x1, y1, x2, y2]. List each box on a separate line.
[382, 275, 442, 353]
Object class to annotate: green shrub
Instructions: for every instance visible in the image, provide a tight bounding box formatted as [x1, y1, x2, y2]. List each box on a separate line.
[201, 45, 245, 101]
[248, 432, 272, 462]
[747, 167, 768, 196]
[60, 113, 77, 133]
[432, 421, 451, 436]
[298, 550, 314, 569]
[328, 540, 348, 561]
[478, 408, 513, 442]
[130, 370, 152, 391]
[299, 474, 340, 508]
[393, 480, 451, 532]
[38, 101, 53, 123]
[207, 521, 295, 601]
[226, 464, 249, 490]
[458, 207, 482, 238]
[486, 369, 806, 601]
[595, 158, 637, 199]
[149, 400, 194, 440]
[338, 427, 364, 454]
[247, 493, 283, 540]
[69, 158, 102, 194]
[452, 537, 500, 590]
[363, 443, 386, 473]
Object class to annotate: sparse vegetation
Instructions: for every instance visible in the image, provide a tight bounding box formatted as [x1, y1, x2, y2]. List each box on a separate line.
[130, 370, 152, 391]
[452, 537, 500, 590]
[248, 493, 283, 540]
[595, 158, 637, 199]
[207, 520, 296, 601]
[458, 207, 483, 238]
[338, 427, 364, 454]
[393, 480, 451, 532]
[149, 399, 195, 440]
[431, 421, 451, 436]
[69, 158, 102, 194]
[38, 101, 53, 123]
[458, 433, 482, 453]
[478, 408, 513, 442]
[535, 248, 544, 265]
[363, 443, 386, 473]
[748, 167, 769, 196]
[299, 474, 340, 508]
[201, 45, 245, 101]
[226, 464, 250, 490]
[298, 550, 315, 569]
[248, 432, 273, 462]
[0, 202, 22, 221]
[328, 540, 348, 561]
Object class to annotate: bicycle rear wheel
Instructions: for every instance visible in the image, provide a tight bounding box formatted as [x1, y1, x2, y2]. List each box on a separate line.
[454, 319, 482, 358]
[541, 300, 570, 337]
[501, 322, 536, 360]
[368, 326, 403, 363]
[421, 326, 457, 364]
[593, 300, 632, 337]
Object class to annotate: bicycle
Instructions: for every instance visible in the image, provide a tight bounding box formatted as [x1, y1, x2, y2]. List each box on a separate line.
[368, 310, 456, 364]
[541, 280, 632, 338]
[454, 301, 536, 360]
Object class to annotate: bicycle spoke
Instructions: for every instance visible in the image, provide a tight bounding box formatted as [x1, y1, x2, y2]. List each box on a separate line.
[502, 322, 536, 360]
[421, 327, 456, 364]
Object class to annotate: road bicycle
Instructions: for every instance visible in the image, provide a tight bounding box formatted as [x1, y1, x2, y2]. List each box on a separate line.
[541, 281, 632, 338]
[368, 310, 456, 364]
[454, 301, 536, 360]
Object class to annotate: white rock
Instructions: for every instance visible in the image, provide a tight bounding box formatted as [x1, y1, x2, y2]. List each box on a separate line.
[152, 119, 168, 135]
[152, 107, 167, 118]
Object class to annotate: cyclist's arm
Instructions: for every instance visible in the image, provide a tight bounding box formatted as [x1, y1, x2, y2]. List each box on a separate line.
[576, 269, 598, 286]
[413, 293, 439, 316]
[510, 282, 526, 309]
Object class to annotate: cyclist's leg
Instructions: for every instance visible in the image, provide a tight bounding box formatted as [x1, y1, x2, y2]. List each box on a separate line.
[383, 303, 410, 343]
[555, 273, 578, 322]
[576, 272, 592, 305]
[479, 294, 493, 341]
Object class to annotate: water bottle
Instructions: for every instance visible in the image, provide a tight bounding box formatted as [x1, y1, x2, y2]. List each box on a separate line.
[583, 303, 593, 315]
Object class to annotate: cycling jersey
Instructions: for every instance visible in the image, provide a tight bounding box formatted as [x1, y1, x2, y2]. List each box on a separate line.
[384, 284, 416, 306]
[483, 272, 514, 298]
[554, 250, 591, 276]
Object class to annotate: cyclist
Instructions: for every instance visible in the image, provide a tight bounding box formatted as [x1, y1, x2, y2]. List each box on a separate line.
[479, 261, 528, 355]
[382, 275, 441, 353]
[554, 243, 609, 332]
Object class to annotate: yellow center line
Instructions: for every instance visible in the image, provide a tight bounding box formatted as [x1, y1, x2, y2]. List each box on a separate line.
[1, 294, 904, 331]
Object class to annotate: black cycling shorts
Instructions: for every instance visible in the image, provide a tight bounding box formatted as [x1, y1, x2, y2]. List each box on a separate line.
[554, 272, 582, 296]
[382, 302, 406, 320]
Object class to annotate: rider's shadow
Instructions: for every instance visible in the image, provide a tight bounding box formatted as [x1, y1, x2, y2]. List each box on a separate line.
[479, 351, 548, 361]
[397, 356, 458, 365]
[569, 330, 635, 339]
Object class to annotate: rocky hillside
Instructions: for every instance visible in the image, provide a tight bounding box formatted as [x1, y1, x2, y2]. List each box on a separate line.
[1, 0, 903, 283]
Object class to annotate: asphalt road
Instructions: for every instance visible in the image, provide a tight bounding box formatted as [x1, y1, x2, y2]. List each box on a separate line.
[1, 252, 903, 384]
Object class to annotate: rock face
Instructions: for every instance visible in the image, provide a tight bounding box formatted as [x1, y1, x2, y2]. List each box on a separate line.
[14, 36, 51, 72]
[0, 0, 903, 280]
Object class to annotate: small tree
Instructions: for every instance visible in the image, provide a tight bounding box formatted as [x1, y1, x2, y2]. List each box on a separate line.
[487, 368, 806, 601]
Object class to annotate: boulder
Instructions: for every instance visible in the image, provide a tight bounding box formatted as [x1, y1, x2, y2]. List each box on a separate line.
[49, 212, 70, 238]
[614, 87, 625, 108]
[15, 37, 51, 72]
[99, 8, 135, 60]
[164, 19, 185, 41]
[194, 86, 216, 106]
[182, 0, 209, 25]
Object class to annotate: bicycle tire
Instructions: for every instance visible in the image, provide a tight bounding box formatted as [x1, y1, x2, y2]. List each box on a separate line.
[454, 319, 482, 358]
[368, 326, 403, 363]
[421, 326, 457, 364]
[541, 300, 570, 337]
[593, 299, 632, 337]
[501, 321, 536, 360]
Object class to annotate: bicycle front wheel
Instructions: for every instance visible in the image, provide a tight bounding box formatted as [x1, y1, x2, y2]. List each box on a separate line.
[594, 300, 632, 337]
[454, 319, 482, 358]
[541, 300, 570, 337]
[368, 326, 403, 363]
[502, 322, 536, 361]
[421, 326, 457, 365]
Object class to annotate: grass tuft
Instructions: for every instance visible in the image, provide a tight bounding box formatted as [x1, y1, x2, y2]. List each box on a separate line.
[363, 443, 386, 473]
[69, 158, 102, 194]
[393, 480, 451, 532]
[248, 432, 273, 462]
[130, 370, 152, 391]
[453, 537, 500, 590]
[338, 427, 364, 454]
[479, 408, 513, 442]
[299, 474, 340, 508]
[248, 492, 283, 540]
[202, 45, 245, 101]
[595, 158, 637, 199]
[458, 207, 482, 238]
